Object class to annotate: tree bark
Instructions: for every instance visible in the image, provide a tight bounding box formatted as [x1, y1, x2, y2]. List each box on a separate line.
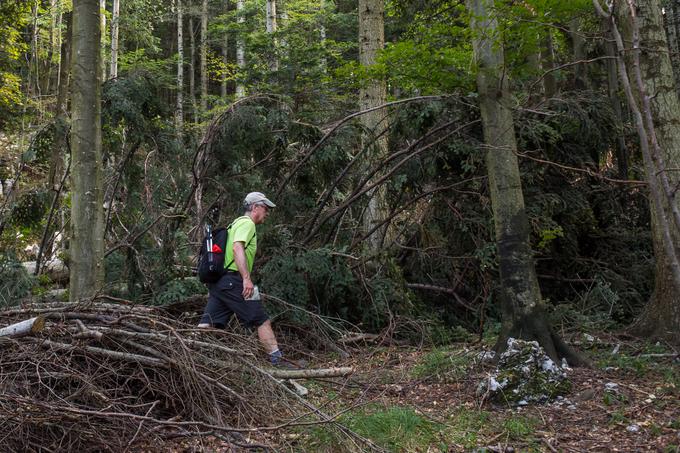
[221, 0, 228, 98]
[70, 0, 105, 301]
[569, 17, 588, 89]
[109, 0, 120, 79]
[49, 11, 72, 192]
[611, 0, 680, 344]
[236, 0, 246, 98]
[358, 0, 389, 250]
[468, 0, 587, 366]
[319, 0, 327, 73]
[176, 0, 184, 134]
[200, 0, 208, 112]
[541, 29, 557, 97]
[603, 22, 629, 179]
[662, 1, 680, 97]
[100, 0, 107, 81]
[266, 0, 278, 71]
[0, 317, 45, 338]
[189, 10, 197, 121]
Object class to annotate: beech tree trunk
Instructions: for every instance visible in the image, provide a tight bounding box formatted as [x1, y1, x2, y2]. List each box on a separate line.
[70, 0, 105, 301]
[266, 0, 278, 71]
[358, 0, 389, 250]
[176, 0, 184, 133]
[221, 0, 228, 98]
[569, 17, 588, 89]
[468, 0, 587, 366]
[110, 0, 120, 79]
[663, 1, 680, 97]
[613, 0, 680, 344]
[200, 0, 208, 111]
[236, 0, 246, 98]
[100, 0, 107, 81]
[320, 0, 327, 73]
[49, 11, 71, 192]
[541, 29, 557, 98]
[189, 12, 197, 121]
[603, 22, 629, 179]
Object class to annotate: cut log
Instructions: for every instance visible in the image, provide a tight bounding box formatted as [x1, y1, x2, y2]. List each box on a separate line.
[267, 367, 353, 379]
[0, 316, 46, 337]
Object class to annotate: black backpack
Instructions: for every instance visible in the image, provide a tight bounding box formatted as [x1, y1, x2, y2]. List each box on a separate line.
[197, 218, 256, 284]
[197, 225, 228, 284]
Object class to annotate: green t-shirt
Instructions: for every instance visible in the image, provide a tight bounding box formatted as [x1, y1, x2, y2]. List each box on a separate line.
[225, 216, 257, 273]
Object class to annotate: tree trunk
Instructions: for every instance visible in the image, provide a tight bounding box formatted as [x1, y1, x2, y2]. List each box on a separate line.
[200, 0, 208, 112]
[266, 0, 278, 71]
[613, 0, 680, 344]
[541, 29, 557, 97]
[569, 17, 588, 90]
[70, 0, 105, 301]
[221, 0, 228, 98]
[49, 11, 72, 192]
[189, 11, 197, 121]
[176, 0, 184, 134]
[662, 1, 680, 97]
[468, 0, 587, 366]
[319, 0, 327, 73]
[109, 0, 120, 79]
[358, 0, 389, 250]
[603, 23, 629, 179]
[100, 0, 107, 81]
[30, 0, 40, 97]
[236, 0, 246, 98]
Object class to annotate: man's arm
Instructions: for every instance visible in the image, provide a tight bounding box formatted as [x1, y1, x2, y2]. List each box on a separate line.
[233, 241, 254, 299]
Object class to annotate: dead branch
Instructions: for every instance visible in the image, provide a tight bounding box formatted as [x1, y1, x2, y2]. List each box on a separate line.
[0, 301, 370, 452]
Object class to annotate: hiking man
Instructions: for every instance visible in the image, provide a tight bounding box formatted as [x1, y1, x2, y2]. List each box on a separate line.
[198, 191, 287, 366]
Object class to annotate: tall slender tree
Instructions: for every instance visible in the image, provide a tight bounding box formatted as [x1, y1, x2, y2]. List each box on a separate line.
[200, 0, 208, 111]
[221, 0, 228, 98]
[663, 1, 680, 95]
[236, 0, 245, 98]
[100, 0, 107, 81]
[468, 0, 586, 364]
[176, 0, 184, 134]
[358, 0, 388, 249]
[604, 0, 680, 343]
[70, 0, 105, 301]
[109, 0, 120, 79]
[266, 0, 278, 71]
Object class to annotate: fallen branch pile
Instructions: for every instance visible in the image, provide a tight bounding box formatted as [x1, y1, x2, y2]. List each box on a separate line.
[0, 301, 359, 452]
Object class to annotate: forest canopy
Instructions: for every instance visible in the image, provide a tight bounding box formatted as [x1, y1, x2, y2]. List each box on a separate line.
[0, 0, 678, 351]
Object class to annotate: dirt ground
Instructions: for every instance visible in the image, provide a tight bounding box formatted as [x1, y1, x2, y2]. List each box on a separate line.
[297, 335, 680, 452]
[162, 335, 679, 452]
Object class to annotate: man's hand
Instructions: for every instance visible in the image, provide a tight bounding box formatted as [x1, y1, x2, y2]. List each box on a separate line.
[242, 276, 254, 299]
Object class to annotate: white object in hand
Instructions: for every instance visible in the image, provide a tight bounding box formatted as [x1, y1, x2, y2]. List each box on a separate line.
[246, 285, 260, 300]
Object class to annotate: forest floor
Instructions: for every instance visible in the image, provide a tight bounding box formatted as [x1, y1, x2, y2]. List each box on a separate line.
[290, 336, 679, 453]
[166, 331, 679, 452]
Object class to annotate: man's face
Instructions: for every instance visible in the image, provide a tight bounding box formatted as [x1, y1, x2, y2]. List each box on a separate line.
[252, 203, 270, 224]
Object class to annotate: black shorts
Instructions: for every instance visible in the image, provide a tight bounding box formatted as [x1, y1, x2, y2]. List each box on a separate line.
[199, 273, 269, 329]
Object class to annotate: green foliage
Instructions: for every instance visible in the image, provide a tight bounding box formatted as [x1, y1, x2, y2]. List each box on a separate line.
[8, 190, 49, 228]
[152, 277, 205, 306]
[0, 1, 29, 130]
[0, 253, 34, 307]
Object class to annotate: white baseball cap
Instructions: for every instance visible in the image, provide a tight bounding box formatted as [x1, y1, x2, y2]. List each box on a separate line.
[244, 191, 276, 208]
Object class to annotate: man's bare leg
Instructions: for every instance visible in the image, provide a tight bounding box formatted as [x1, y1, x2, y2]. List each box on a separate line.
[257, 320, 279, 353]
